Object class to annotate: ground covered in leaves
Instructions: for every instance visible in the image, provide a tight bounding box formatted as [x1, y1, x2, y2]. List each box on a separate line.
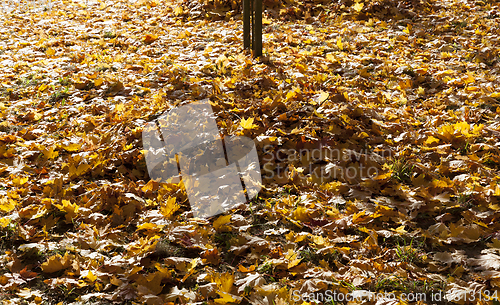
[1, 0, 500, 304]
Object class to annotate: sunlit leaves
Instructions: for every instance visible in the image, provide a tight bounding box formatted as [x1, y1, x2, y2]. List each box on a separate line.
[312, 91, 329, 105]
[69, 163, 91, 178]
[285, 249, 302, 269]
[41, 253, 73, 274]
[213, 214, 231, 231]
[45, 48, 55, 57]
[212, 272, 234, 294]
[0, 217, 10, 228]
[59, 143, 81, 152]
[180, 258, 199, 283]
[82, 270, 97, 282]
[174, 6, 183, 16]
[437, 121, 484, 142]
[143, 33, 158, 44]
[53, 200, 79, 221]
[239, 117, 258, 130]
[353, 2, 364, 12]
[41, 146, 58, 160]
[1, 0, 500, 303]
[336, 36, 343, 50]
[424, 136, 440, 146]
[0, 197, 16, 213]
[160, 196, 179, 219]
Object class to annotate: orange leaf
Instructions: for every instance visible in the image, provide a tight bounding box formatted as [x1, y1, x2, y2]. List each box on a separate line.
[19, 267, 37, 279]
[144, 34, 158, 44]
[46, 48, 55, 56]
[237, 265, 256, 273]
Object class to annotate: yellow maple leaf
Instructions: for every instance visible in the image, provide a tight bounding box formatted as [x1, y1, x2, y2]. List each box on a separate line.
[42, 146, 58, 159]
[214, 292, 236, 304]
[286, 249, 302, 269]
[392, 225, 407, 234]
[174, 6, 183, 16]
[84, 270, 97, 282]
[312, 235, 327, 246]
[373, 171, 393, 180]
[94, 78, 104, 87]
[237, 264, 256, 272]
[432, 177, 454, 189]
[46, 48, 55, 56]
[463, 73, 475, 84]
[115, 103, 126, 112]
[54, 200, 79, 221]
[337, 36, 343, 50]
[326, 53, 337, 62]
[12, 176, 28, 187]
[352, 210, 368, 224]
[141, 180, 156, 193]
[403, 24, 412, 34]
[38, 84, 49, 92]
[472, 123, 484, 135]
[437, 124, 454, 141]
[286, 90, 297, 101]
[160, 196, 179, 219]
[41, 253, 72, 273]
[240, 117, 258, 129]
[181, 258, 199, 282]
[353, 2, 364, 12]
[137, 223, 164, 231]
[494, 185, 500, 196]
[60, 143, 81, 152]
[0, 197, 16, 213]
[0, 217, 10, 228]
[213, 272, 234, 293]
[213, 215, 232, 231]
[454, 121, 471, 136]
[292, 206, 310, 222]
[424, 136, 440, 146]
[69, 163, 91, 177]
[437, 121, 483, 141]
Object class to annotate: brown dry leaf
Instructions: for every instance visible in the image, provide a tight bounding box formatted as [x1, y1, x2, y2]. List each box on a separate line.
[144, 34, 158, 44]
[201, 248, 220, 265]
[19, 267, 37, 279]
[41, 253, 73, 274]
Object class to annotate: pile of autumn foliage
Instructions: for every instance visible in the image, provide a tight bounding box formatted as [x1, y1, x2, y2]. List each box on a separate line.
[181, 0, 437, 21]
[0, 0, 500, 304]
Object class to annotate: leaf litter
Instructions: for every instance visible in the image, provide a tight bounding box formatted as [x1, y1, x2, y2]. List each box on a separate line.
[1, 0, 500, 304]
